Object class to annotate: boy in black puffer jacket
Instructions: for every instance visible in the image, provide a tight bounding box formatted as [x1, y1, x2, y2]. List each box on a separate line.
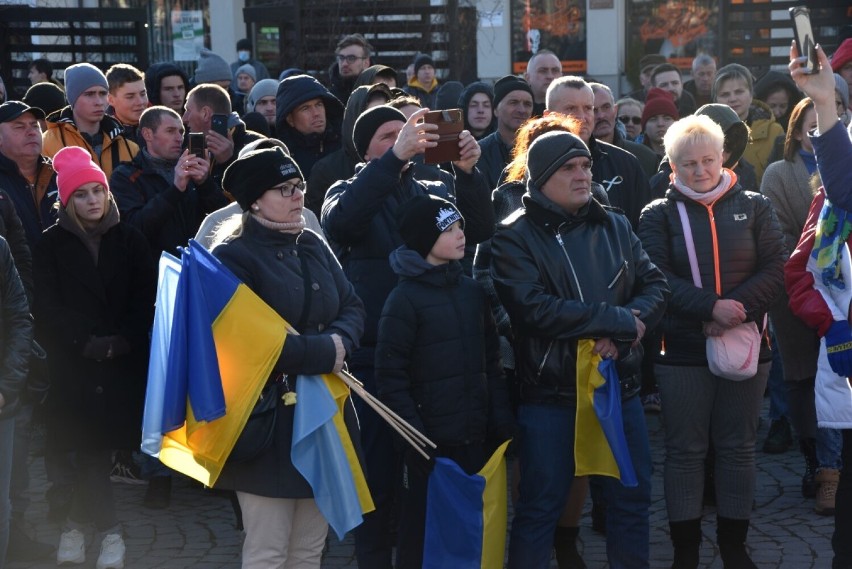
[375, 194, 514, 569]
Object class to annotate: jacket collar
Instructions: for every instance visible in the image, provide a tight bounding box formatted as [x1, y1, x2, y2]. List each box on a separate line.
[390, 246, 463, 284]
[522, 187, 610, 229]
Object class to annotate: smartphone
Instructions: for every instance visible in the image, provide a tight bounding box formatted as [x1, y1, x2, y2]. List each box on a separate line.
[211, 113, 229, 138]
[188, 132, 206, 159]
[790, 6, 818, 74]
[423, 109, 463, 164]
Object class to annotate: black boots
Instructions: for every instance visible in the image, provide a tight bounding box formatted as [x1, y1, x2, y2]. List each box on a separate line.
[553, 525, 586, 569]
[800, 438, 818, 498]
[717, 517, 758, 569]
[669, 519, 701, 569]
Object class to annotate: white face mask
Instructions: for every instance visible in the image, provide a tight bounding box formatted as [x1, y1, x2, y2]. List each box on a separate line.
[238, 50, 250, 63]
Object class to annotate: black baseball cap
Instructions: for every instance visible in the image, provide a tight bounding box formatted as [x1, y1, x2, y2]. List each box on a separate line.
[0, 101, 46, 123]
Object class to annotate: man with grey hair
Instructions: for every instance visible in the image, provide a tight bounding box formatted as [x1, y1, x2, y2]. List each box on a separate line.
[525, 49, 562, 116]
[590, 82, 660, 178]
[684, 53, 717, 107]
[545, 76, 653, 229]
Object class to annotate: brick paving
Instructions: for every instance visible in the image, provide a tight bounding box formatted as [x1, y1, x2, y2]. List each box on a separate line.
[7, 397, 833, 568]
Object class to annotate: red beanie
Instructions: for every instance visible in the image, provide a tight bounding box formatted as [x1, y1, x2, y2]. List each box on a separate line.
[641, 88, 680, 131]
[53, 146, 109, 206]
[832, 39, 852, 73]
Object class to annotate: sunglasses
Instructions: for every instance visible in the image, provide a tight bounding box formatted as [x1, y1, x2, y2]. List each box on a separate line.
[618, 116, 642, 125]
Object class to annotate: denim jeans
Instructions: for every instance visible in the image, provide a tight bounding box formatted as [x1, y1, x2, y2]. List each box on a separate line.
[817, 427, 843, 470]
[507, 396, 652, 569]
[0, 418, 15, 564]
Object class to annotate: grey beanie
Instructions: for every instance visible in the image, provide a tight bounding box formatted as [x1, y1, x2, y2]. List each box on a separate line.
[194, 48, 232, 84]
[64, 63, 108, 108]
[526, 131, 591, 190]
[235, 63, 257, 82]
[694, 103, 750, 169]
[835, 74, 850, 112]
[246, 79, 279, 113]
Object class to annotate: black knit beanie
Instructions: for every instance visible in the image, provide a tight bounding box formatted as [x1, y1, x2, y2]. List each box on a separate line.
[526, 131, 591, 191]
[222, 147, 303, 210]
[492, 75, 533, 109]
[413, 54, 435, 75]
[397, 194, 464, 258]
[352, 105, 407, 161]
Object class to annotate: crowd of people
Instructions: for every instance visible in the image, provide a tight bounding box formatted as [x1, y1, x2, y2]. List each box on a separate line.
[1, 29, 852, 569]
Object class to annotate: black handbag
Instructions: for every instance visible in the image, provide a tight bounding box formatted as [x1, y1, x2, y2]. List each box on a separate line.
[227, 383, 279, 463]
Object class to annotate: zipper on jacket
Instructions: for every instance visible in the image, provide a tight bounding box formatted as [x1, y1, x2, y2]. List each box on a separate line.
[553, 228, 585, 302]
[607, 260, 628, 289]
[537, 341, 554, 380]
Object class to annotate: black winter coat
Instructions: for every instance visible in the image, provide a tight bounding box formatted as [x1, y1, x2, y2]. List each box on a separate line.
[213, 218, 365, 498]
[637, 180, 786, 366]
[589, 136, 653, 230]
[0, 236, 32, 420]
[33, 221, 155, 449]
[376, 250, 513, 446]
[110, 151, 229, 258]
[491, 191, 669, 404]
[0, 190, 33, 303]
[322, 149, 493, 357]
[477, 131, 511, 192]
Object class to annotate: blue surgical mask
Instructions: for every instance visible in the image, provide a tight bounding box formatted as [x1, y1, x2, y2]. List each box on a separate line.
[238, 50, 250, 63]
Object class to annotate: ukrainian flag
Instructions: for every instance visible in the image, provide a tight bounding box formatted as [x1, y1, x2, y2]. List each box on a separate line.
[144, 240, 287, 486]
[422, 440, 511, 569]
[574, 339, 637, 487]
[292, 374, 375, 539]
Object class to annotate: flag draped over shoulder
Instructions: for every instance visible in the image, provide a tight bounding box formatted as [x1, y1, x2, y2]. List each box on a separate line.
[292, 374, 375, 540]
[574, 339, 637, 487]
[422, 440, 511, 569]
[142, 240, 286, 487]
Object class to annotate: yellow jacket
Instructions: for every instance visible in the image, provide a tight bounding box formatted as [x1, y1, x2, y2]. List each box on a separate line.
[742, 99, 784, 186]
[42, 107, 139, 178]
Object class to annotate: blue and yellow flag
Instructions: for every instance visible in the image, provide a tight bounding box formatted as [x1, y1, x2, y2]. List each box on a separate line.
[422, 440, 511, 569]
[144, 240, 287, 486]
[575, 339, 637, 487]
[292, 374, 375, 540]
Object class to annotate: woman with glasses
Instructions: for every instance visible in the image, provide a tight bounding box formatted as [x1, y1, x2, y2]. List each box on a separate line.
[211, 146, 365, 569]
[616, 97, 644, 141]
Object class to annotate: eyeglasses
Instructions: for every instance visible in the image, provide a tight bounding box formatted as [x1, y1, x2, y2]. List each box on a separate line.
[273, 181, 305, 198]
[336, 54, 366, 64]
[618, 116, 642, 125]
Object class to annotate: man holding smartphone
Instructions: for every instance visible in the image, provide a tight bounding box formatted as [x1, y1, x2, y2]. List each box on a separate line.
[110, 106, 227, 260]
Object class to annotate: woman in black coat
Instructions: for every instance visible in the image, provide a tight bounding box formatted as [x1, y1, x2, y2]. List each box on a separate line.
[211, 146, 365, 569]
[637, 115, 785, 569]
[33, 146, 155, 569]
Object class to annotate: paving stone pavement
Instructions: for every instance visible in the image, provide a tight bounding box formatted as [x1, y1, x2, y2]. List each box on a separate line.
[7, 397, 833, 568]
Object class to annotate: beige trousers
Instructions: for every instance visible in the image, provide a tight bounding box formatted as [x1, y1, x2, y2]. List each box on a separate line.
[237, 492, 328, 569]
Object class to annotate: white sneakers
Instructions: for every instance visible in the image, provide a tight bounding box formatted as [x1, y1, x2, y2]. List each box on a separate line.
[96, 533, 126, 569]
[56, 529, 126, 569]
[57, 529, 85, 565]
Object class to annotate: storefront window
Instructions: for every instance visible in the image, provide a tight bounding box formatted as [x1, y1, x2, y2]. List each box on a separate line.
[626, 0, 720, 85]
[511, 0, 587, 74]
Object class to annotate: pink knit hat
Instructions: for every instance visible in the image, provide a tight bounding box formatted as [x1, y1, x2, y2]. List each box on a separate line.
[53, 146, 108, 206]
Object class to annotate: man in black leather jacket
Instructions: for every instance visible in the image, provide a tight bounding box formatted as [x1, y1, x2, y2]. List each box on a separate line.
[0, 234, 33, 564]
[491, 131, 668, 569]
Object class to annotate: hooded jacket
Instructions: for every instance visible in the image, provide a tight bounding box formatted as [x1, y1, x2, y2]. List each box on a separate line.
[275, 75, 344, 179]
[491, 188, 668, 404]
[754, 70, 802, 131]
[404, 77, 439, 109]
[376, 249, 513, 446]
[42, 107, 139, 178]
[144, 63, 189, 107]
[327, 59, 357, 104]
[305, 85, 378, 216]
[459, 81, 496, 140]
